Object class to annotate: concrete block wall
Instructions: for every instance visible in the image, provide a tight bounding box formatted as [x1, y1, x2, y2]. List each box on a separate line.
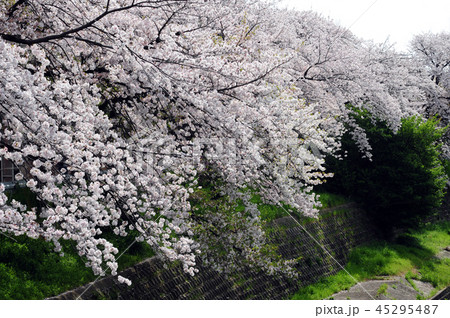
[51, 203, 379, 300]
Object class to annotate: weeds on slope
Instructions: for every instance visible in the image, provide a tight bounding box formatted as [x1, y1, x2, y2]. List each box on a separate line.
[291, 222, 450, 300]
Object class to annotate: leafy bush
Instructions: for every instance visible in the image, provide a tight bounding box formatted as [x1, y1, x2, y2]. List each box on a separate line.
[324, 110, 448, 233]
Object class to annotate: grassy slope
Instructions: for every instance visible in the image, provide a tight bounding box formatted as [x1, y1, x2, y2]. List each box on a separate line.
[0, 186, 156, 299]
[0, 232, 154, 299]
[291, 222, 450, 300]
[254, 191, 349, 222]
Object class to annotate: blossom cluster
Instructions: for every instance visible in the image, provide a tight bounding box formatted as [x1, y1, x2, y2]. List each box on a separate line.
[0, 0, 445, 280]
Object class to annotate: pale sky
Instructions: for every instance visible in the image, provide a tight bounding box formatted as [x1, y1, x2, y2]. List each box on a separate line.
[279, 0, 450, 51]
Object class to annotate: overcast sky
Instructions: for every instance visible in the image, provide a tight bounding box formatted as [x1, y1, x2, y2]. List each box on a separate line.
[279, 0, 450, 51]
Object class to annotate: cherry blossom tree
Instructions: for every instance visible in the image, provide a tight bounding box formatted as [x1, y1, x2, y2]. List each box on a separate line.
[261, 9, 430, 157]
[0, 0, 441, 281]
[0, 0, 334, 279]
[409, 32, 450, 123]
[410, 32, 450, 87]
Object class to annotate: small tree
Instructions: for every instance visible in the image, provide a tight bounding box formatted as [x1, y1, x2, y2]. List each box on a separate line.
[324, 109, 448, 234]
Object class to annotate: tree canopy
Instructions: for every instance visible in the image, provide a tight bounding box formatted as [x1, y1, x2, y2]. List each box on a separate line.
[0, 0, 447, 281]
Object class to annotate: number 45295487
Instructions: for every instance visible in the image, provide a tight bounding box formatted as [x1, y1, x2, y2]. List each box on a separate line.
[376, 305, 438, 315]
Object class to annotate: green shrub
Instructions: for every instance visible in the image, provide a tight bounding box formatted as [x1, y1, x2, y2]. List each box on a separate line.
[324, 109, 448, 234]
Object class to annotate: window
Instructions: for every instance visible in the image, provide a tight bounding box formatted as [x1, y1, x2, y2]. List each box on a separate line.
[0, 157, 19, 187]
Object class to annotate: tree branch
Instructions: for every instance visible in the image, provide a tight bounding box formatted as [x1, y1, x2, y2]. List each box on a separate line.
[217, 60, 290, 93]
[7, 0, 27, 17]
[1, 1, 183, 45]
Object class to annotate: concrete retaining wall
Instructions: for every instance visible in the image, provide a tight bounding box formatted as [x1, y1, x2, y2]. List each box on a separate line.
[52, 203, 380, 300]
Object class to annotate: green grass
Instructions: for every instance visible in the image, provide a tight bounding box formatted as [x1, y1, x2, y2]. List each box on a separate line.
[405, 271, 419, 291]
[247, 192, 287, 222]
[291, 271, 357, 300]
[0, 235, 95, 299]
[376, 283, 388, 297]
[192, 185, 350, 223]
[315, 192, 348, 209]
[250, 191, 349, 222]
[0, 186, 156, 299]
[291, 222, 450, 300]
[0, 231, 154, 300]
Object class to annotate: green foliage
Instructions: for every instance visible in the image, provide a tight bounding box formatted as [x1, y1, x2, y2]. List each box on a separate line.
[5, 185, 41, 212]
[324, 109, 448, 233]
[0, 235, 96, 299]
[0, 227, 154, 299]
[258, 204, 286, 222]
[291, 270, 356, 300]
[315, 192, 348, 209]
[291, 221, 450, 300]
[249, 193, 286, 222]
